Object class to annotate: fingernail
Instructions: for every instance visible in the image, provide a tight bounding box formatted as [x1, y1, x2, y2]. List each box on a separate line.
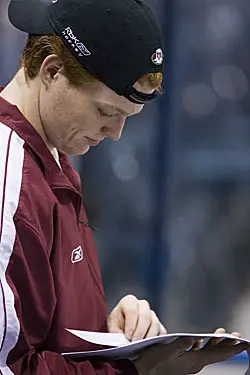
[218, 328, 226, 332]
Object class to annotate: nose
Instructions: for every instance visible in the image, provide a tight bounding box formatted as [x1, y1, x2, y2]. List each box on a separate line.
[102, 118, 126, 141]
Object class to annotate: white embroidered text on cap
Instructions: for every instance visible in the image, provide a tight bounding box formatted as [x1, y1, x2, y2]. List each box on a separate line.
[62, 27, 91, 58]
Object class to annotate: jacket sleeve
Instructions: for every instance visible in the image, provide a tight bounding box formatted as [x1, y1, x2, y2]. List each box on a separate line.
[1, 217, 137, 375]
[9, 351, 137, 375]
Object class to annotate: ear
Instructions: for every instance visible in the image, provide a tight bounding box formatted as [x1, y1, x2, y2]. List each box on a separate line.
[39, 54, 63, 88]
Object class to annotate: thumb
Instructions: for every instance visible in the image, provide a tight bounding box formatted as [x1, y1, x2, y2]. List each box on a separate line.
[107, 308, 125, 334]
[108, 322, 124, 334]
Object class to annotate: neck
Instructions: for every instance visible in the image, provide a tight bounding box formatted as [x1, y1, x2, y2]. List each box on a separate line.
[0, 68, 56, 154]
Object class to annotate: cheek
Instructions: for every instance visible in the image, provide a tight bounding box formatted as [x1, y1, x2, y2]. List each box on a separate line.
[39, 85, 101, 148]
[40, 89, 79, 131]
[40, 88, 65, 123]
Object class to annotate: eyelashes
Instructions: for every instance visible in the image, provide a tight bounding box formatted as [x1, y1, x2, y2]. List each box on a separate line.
[97, 108, 115, 118]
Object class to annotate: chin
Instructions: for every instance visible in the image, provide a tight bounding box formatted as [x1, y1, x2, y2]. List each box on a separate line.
[76, 146, 90, 156]
[60, 145, 90, 156]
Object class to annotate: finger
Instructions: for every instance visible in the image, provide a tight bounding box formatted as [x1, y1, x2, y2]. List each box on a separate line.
[214, 333, 247, 349]
[134, 340, 193, 372]
[200, 342, 249, 368]
[204, 328, 226, 348]
[107, 309, 125, 334]
[131, 300, 152, 341]
[231, 332, 241, 338]
[234, 342, 250, 353]
[159, 322, 168, 335]
[107, 301, 127, 334]
[170, 337, 196, 356]
[144, 310, 161, 338]
[120, 295, 139, 340]
[191, 339, 203, 351]
[140, 337, 195, 364]
[213, 328, 227, 345]
[214, 328, 226, 335]
[212, 342, 249, 358]
[230, 332, 241, 345]
[207, 331, 242, 348]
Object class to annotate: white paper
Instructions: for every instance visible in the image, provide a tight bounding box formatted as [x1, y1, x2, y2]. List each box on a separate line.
[62, 329, 250, 362]
[65, 329, 130, 347]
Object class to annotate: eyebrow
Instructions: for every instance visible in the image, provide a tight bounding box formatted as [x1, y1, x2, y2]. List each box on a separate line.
[102, 104, 130, 117]
[100, 103, 143, 117]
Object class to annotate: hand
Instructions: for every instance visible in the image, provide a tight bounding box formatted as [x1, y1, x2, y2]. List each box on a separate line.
[133, 328, 249, 375]
[107, 294, 167, 341]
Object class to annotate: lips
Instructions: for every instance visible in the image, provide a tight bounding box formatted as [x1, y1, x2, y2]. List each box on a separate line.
[86, 137, 101, 146]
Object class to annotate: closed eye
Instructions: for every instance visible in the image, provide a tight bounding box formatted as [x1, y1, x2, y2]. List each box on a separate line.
[97, 108, 117, 118]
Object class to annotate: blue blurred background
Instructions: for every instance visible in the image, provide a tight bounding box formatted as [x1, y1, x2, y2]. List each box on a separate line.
[1, 0, 250, 373]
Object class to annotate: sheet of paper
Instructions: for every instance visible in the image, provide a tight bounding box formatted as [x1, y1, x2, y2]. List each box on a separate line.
[62, 329, 250, 361]
[65, 329, 130, 347]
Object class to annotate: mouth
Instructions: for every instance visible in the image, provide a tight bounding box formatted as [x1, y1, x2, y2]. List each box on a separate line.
[86, 137, 102, 146]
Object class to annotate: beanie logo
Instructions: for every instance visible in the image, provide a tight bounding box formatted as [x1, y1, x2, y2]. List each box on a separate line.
[151, 48, 164, 65]
[62, 27, 91, 57]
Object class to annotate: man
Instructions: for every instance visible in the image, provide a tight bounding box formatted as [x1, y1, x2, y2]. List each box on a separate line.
[0, 0, 247, 374]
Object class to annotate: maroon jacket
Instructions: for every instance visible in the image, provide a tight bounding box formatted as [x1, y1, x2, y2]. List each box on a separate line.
[0, 94, 136, 375]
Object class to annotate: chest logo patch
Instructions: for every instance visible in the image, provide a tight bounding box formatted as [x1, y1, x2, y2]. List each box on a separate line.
[71, 246, 84, 263]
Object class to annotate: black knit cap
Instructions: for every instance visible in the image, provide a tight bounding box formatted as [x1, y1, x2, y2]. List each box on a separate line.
[8, 0, 164, 104]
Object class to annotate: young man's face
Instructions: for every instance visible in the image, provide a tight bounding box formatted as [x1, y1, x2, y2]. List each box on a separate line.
[38, 56, 149, 155]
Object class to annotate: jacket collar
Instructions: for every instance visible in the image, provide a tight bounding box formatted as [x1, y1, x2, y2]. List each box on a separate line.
[0, 91, 81, 195]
